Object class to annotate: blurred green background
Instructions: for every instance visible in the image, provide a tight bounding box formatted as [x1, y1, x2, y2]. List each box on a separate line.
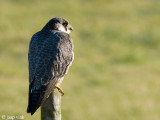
[0, 0, 160, 120]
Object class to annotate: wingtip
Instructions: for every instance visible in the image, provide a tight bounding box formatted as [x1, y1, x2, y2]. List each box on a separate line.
[27, 106, 36, 115]
[27, 109, 36, 115]
[31, 112, 34, 116]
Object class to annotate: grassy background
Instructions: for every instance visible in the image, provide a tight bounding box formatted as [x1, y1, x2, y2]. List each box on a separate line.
[0, 0, 160, 120]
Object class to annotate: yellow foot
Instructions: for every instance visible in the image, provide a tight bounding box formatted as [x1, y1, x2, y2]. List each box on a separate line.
[55, 85, 64, 96]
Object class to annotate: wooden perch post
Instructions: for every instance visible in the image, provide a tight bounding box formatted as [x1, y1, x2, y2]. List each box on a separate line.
[41, 89, 61, 120]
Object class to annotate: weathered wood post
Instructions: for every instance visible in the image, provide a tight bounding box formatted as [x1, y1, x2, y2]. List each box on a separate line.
[41, 88, 61, 120]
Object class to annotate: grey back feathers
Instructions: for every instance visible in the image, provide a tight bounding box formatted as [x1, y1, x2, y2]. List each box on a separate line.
[27, 17, 74, 115]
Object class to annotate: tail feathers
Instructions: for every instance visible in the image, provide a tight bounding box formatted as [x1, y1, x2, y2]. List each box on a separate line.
[27, 78, 58, 115]
[27, 89, 41, 115]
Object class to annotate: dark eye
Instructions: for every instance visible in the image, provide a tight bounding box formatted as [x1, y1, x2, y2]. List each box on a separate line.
[63, 22, 68, 27]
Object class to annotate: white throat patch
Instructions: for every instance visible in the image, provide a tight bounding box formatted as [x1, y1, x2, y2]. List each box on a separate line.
[58, 25, 70, 34]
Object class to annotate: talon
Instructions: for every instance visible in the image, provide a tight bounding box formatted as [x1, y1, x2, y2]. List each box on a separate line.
[55, 85, 64, 96]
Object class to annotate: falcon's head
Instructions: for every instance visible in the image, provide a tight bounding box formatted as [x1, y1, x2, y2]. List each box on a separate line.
[44, 17, 73, 34]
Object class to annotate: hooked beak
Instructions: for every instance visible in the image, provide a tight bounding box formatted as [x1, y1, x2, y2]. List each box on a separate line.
[68, 26, 73, 31]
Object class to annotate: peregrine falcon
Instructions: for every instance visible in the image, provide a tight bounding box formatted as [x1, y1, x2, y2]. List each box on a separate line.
[27, 17, 74, 115]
